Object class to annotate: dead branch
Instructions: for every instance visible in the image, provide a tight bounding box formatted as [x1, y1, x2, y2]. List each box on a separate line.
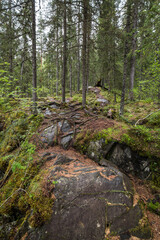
[84, 108, 97, 117]
[135, 108, 160, 126]
[0, 188, 28, 209]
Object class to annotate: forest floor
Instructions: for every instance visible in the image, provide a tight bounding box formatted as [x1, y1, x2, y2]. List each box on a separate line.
[33, 87, 160, 240]
[1, 87, 160, 240]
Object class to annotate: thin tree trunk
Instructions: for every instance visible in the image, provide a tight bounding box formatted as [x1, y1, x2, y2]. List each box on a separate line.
[82, 0, 88, 107]
[120, 0, 131, 115]
[129, 0, 138, 101]
[31, 0, 37, 114]
[77, 6, 81, 92]
[56, 26, 59, 96]
[86, 48, 90, 92]
[113, 12, 117, 103]
[9, 0, 13, 75]
[62, 0, 67, 103]
[113, 47, 116, 103]
[77, 31, 80, 92]
[70, 57, 72, 97]
[86, 30, 90, 92]
[86, 7, 91, 92]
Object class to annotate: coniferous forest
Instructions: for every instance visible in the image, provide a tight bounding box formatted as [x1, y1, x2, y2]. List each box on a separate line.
[0, 1, 160, 240]
[0, 0, 160, 108]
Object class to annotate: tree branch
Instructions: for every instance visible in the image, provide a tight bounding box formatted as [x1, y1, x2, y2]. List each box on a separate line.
[135, 109, 160, 126]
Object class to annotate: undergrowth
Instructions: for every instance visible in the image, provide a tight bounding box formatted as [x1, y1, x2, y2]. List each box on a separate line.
[0, 99, 55, 239]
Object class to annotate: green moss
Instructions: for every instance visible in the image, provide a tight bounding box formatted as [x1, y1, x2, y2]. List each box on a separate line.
[75, 130, 94, 152]
[0, 105, 53, 238]
[147, 112, 160, 127]
[120, 125, 160, 156]
[147, 201, 160, 215]
[24, 170, 55, 227]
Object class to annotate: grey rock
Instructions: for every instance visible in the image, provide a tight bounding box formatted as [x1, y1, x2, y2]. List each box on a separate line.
[110, 204, 142, 234]
[54, 155, 73, 165]
[87, 139, 106, 162]
[59, 112, 67, 115]
[86, 141, 151, 179]
[25, 156, 149, 240]
[61, 120, 71, 133]
[103, 141, 115, 157]
[50, 104, 59, 109]
[61, 134, 73, 149]
[41, 125, 57, 146]
[99, 158, 118, 169]
[107, 143, 151, 178]
[97, 98, 109, 105]
[45, 108, 52, 116]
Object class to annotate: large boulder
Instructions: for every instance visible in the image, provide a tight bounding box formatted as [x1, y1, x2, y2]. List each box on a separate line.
[87, 140, 151, 179]
[24, 155, 150, 240]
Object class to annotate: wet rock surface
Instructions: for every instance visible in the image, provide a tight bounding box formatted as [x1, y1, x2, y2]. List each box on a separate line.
[41, 125, 57, 146]
[24, 155, 150, 240]
[41, 120, 73, 149]
[87, 140, 151, 179]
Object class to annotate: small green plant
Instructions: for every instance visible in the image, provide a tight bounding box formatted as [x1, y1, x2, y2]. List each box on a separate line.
[130, 125, 154, 142]
[121, 133, 134, 145]
[147, 111, 160, 127]
[12, 162, 26, 172]
[52, 180, 58, 185]
[147, 201, 160, 215]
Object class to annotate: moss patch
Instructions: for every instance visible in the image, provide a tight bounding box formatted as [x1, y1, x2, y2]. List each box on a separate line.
[0, 102, 56, 238]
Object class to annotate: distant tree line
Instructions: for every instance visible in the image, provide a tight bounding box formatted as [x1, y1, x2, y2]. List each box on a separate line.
[0, 0, 160, 113]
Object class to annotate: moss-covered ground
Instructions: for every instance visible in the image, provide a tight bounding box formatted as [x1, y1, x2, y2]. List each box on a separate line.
[0, 98, 54, 239]
[0, 89, 160, 239]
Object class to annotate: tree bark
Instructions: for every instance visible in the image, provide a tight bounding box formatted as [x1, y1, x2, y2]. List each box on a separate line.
[56, 25, 59, 96]
[120, 0, 131, 115]
[70, 56, 72, 97]
[82, 0, 88, 107]
[31, 0, 37, 114]
[129, 0, 138, 101]
[86, 18, 91, 92]
[77, 9, 81, 92]
[62, 0, 67, 103]
[9, 0, 13, 75]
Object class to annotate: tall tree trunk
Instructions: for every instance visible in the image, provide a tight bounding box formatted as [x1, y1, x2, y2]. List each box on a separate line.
[70, 57, 72, 97]
[77, 12, 81, 92]
[120, 0, 131, 115]
[129, 0, 138, 101]
[158, 81, 160, 106]
[62, 0, 67, 103]
[56, 25, 59, 96]
[82, 0, 88, 107]
[86, 19, 91, 92]
[9, 0, 13, 75]
[86, 46, 90, 91]
[113, 45, 116, 103]
[31, 0, 37, 114]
